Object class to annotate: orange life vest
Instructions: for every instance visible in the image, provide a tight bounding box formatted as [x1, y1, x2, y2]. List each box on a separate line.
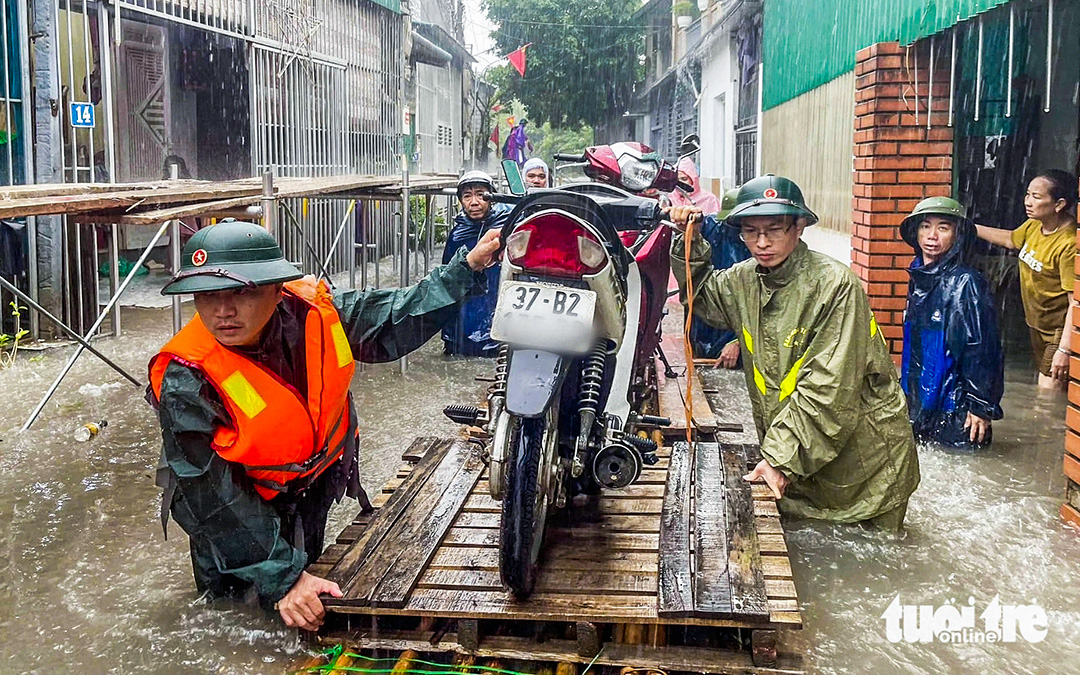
[149, 277, 356, 500]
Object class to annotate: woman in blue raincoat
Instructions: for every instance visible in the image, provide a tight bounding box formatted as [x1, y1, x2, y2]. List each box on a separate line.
[442, 171, 512, 356]
[900, 197, 1004, 450]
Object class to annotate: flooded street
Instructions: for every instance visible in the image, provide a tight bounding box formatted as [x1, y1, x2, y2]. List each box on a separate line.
[0, 305, 1078, 674]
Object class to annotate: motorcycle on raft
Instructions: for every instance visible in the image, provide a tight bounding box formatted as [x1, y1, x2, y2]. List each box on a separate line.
[445, 136, 701, 598]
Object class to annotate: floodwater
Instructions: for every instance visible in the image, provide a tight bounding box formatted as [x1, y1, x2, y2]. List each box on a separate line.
[1, 304, 1079, 674]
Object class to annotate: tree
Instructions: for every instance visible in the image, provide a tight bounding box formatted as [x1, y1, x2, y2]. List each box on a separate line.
[483, 0, 644, 128]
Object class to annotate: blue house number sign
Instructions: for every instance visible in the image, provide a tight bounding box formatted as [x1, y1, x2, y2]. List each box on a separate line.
[71, 103, 95, 128]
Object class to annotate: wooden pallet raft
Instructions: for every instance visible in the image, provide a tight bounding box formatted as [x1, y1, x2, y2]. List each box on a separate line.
[312, 431, 803, 673]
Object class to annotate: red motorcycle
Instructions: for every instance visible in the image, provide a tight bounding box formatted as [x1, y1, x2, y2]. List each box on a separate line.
[446, 136, 700, 597]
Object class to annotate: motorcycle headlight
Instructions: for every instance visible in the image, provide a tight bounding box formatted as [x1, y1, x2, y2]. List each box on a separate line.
[617, 155, 660, 192]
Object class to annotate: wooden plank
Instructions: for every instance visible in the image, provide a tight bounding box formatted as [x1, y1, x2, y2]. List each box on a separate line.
[461, 496, 662, 516]
[401, 587, 658, 621]
[694, 442, 732, 615]
[655, 360, 731, 437]
[326, 439, 455, 588]
[368, 443, 487, 607]
[401, 437, 441, 464]
[442, 525, 660, 552]
[417, 567, 658, 596]
[427, 547, 658, 573]
[342, 440, 480, 606]
[754, 500, 780, 518]
[761, 555, 793, 579]
[657, 440, 694, 617]
[454, 510, 661, 531]
[720, 443, 770, 619]
[765, 579, 797, 599]
[0, 182, 264, 219]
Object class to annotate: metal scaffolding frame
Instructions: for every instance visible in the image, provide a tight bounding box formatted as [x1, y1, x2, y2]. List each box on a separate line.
[15, 174, 456, 430]
[29, 0, 409, 339]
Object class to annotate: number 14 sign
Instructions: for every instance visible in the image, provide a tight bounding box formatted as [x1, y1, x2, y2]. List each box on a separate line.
[70, 103, 95, 128]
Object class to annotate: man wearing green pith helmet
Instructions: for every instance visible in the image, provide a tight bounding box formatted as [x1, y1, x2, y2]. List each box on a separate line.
[668, 175, 920, 530]
[147, 220, 501, 630]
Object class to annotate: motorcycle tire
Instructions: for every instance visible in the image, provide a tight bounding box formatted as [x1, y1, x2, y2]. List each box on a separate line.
[499, 414, 551, 598]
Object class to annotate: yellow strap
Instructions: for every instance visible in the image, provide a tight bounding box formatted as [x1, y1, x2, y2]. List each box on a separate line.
[330, 322, 353, 368]
[778, 354, 805, 401]
[752, 364, 767, 395]
[742, 326, 754, 354]
[221, 371, 268, 419]
[870, 315, 878, 338]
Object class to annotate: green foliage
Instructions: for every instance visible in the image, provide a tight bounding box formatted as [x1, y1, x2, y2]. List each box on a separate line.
[671, 1, 698, 17]
[483, 0, 645, 128]
[528, 122, 594, 168]
[0, 301, 28, 369]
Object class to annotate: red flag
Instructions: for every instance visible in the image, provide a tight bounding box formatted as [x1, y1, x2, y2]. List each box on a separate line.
[489, 124, 499, 148]
[507, 44, 531, 77]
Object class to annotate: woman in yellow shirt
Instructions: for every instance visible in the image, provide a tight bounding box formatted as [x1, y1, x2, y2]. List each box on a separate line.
[975, 170, 1079, 389]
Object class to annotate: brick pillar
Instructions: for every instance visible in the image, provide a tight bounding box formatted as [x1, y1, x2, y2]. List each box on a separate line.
[1064, 238, 1080, 529]
[850, 42, 953, 360]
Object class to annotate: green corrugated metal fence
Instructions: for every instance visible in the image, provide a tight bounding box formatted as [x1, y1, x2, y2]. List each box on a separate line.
[763, 0, 1010, 110]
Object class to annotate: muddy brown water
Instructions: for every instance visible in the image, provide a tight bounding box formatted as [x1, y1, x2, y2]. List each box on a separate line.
[1, 306, 1078, 674]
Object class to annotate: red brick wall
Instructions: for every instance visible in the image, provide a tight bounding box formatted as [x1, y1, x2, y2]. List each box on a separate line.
[1064, 235, 1080, 529]
[850, 42, 954, 359]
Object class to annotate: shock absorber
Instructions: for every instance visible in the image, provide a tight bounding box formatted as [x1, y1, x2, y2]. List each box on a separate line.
[488, 343, 511, 500]
[573, 341, 608, 477]
[492, 344, 509, 402]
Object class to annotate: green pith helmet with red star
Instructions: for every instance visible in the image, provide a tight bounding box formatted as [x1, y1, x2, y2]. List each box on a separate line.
[160, 220, 302, 295]
[724, 175, 819, 227]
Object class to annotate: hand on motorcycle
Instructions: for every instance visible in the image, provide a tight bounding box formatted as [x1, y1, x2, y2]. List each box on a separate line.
[743, 459, 788, 500]
[466, 228, 503, 271]
[663, 205, 704, 236]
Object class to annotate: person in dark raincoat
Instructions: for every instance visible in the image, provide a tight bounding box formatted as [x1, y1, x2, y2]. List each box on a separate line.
[687, 188, 751, 365]
[900, 197, 1004, 450]
[442, 170, 512, 356]
[148, 220, 501, 631]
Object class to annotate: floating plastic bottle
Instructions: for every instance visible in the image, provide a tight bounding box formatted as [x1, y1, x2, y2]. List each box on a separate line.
[74, 420, 108, 443]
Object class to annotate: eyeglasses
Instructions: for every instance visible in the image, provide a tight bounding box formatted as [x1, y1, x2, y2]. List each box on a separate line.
[739, 223, 794, 243]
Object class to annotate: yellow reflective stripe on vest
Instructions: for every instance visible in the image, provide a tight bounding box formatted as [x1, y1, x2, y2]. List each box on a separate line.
[752, 365, 767, 395]
[778, 354, 806, 401]
[221, 371, 267, 419]
[870, 315, 886, 345]
[742, 327, 754, 354]
[330, 321, 353, 369]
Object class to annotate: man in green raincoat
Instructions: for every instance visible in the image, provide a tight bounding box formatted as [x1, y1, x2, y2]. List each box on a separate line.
[669, 175, 920, 529]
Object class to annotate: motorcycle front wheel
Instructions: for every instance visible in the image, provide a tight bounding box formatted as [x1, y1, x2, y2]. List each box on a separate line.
[499, 410, 558, 598]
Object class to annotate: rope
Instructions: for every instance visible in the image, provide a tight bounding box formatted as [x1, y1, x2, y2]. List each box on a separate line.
[681, 216, 698, 447]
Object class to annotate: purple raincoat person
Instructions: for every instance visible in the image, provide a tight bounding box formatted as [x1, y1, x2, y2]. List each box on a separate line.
[502, 119, 533, 166]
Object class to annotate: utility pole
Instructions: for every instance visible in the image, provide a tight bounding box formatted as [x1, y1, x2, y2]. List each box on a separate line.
[31, 0, 65, 331]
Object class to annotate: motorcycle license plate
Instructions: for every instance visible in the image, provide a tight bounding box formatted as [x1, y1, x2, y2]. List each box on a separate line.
[491, 282, 596, 353]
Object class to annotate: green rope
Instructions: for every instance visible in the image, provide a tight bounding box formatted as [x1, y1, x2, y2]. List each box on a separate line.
[581, 648, 604, 675]
[293, 648, 535, 675]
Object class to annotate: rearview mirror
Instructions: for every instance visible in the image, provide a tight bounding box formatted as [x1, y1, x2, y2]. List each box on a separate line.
[502, 159, 527, 196]
[678, 134, 701, 158]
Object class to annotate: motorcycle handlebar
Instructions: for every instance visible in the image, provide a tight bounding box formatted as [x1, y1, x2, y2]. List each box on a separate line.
[482, 192, 521, 204]
[553, 153, 586, 162]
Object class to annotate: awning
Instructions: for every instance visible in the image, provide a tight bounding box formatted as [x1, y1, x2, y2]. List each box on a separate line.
[898, 0, 1012, 44]
[411, 31, 452, 67]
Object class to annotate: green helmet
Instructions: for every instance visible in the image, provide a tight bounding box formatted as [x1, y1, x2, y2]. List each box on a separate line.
[160, 220, 302, 296]
[717, 187, 740, 221]
[900, 196, 971, 248]
[724, 175, 818, 227]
